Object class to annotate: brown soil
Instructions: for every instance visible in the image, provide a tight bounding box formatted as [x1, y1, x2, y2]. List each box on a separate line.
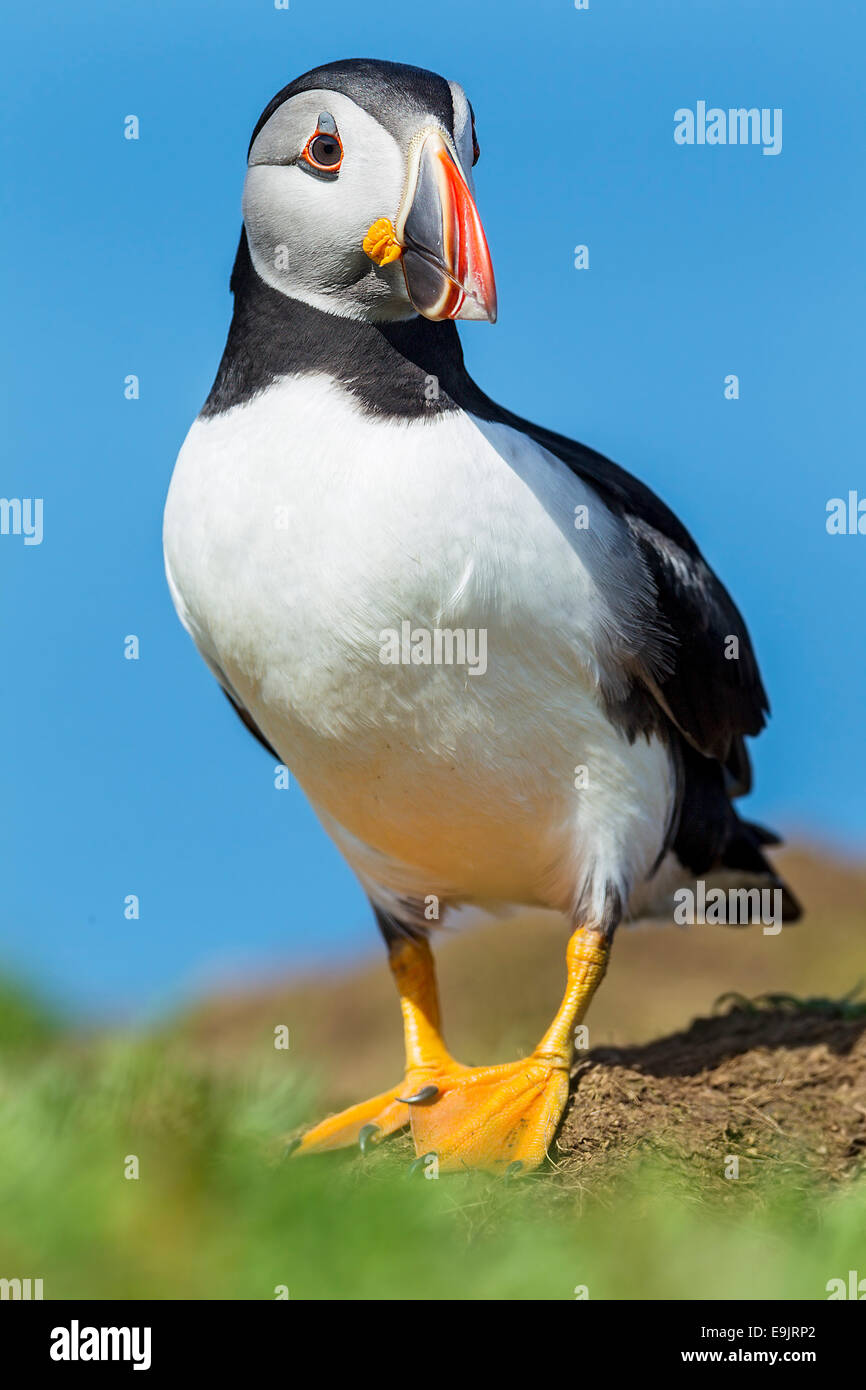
[558, 1003, 866, 1183]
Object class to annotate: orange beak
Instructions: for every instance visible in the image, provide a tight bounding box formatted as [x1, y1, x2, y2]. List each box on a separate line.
[394, 128, 497, 323]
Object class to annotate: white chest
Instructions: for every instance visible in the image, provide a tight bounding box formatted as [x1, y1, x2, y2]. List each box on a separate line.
[164, 375, 672, 908]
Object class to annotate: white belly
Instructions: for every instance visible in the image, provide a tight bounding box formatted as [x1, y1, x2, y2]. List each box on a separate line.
[164, 374, 675, 917]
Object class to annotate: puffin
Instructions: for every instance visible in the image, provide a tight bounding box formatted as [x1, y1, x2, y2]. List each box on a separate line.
[164, 58, 800, 1174]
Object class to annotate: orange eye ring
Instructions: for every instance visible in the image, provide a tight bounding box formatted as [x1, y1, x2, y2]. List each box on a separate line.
[302, 128, 343, 173]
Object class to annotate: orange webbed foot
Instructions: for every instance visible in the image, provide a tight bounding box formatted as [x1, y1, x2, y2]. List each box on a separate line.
[405, 1055, 571, 1174]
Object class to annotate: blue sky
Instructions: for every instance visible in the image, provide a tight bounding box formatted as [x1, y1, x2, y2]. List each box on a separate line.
[3, 0, 864, 1017]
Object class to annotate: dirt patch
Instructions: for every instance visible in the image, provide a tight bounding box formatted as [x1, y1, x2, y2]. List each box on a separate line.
[558, 1004, 866, 1183]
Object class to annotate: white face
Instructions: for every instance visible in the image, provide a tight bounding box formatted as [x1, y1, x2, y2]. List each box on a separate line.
[242, 82, 495, 325]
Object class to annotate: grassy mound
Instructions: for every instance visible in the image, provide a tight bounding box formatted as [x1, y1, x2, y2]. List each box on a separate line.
[0, 1001, 864, 1299]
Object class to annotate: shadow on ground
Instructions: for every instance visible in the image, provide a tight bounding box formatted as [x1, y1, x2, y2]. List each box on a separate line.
[559, 1003, 866, 1182]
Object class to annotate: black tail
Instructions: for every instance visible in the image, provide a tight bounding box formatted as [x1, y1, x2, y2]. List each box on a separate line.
[722, 816, 803, 922]
[673, 740, 802, 923]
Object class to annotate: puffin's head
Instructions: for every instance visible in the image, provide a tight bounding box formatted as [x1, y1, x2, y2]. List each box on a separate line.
[241, 58, 497, 325]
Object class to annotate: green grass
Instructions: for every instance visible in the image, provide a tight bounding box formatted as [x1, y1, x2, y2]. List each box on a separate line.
[0, 977, 62, 1051]
[0, 1012, 863, 1300]
[715, 986, 866, 1019]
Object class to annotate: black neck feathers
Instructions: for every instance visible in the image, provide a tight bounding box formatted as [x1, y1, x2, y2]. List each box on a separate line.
[201, 232, 484, 420]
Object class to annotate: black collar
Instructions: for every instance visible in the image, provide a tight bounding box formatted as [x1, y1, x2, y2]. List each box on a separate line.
[202, 231, 482, 421]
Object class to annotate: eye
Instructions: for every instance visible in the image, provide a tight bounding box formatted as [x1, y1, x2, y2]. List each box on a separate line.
[303, 131, 343, 172]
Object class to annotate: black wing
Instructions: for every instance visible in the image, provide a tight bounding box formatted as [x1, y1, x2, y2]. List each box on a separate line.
[473, 400, 792, 896]
[463, 387, 768, 793]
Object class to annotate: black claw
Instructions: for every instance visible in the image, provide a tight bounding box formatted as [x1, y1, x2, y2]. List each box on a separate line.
[408, 1151, 438, 1176]
[503, 1160, 524, 1181]
[396, 1083, 440, 1106]
[358, 1123, 381, 1155]
[283, 1138, 302, 1159]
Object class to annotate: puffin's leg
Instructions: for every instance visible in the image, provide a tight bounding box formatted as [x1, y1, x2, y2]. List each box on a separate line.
[407, 922, 611, 1174]
[293, 908, 454, 1156]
